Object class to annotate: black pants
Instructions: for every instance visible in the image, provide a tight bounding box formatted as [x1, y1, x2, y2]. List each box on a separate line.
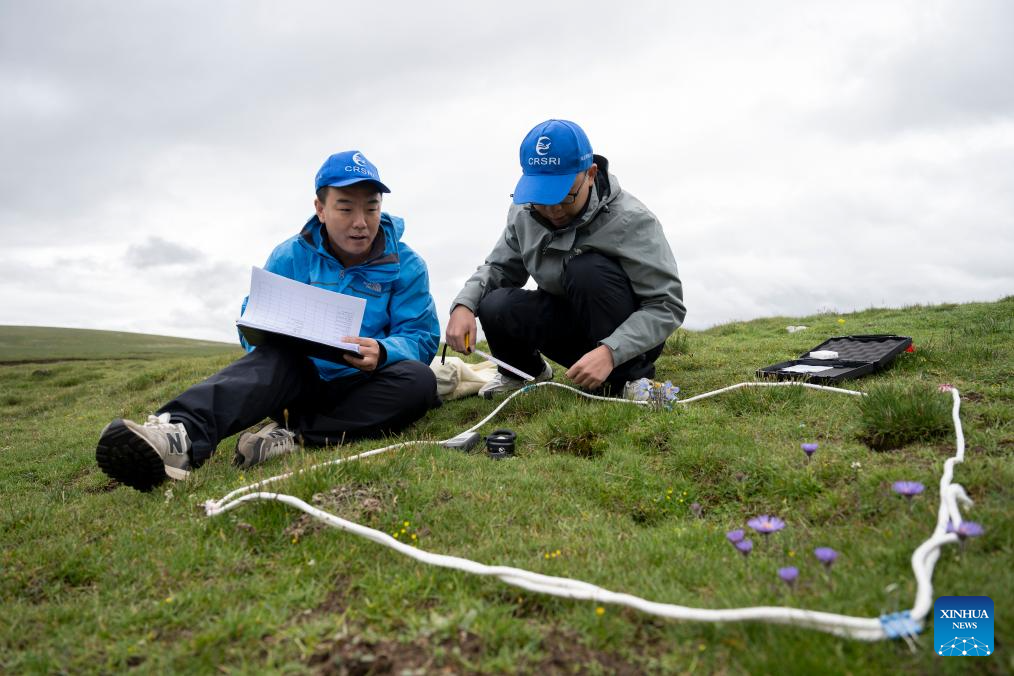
[477, 252, 664, 392]
[157, 346, 439, 465]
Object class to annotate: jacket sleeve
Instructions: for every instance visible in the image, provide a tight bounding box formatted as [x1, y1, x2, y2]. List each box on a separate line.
[450, 219, 529, 313]
[599, 211, 686, 366]
[376, 247, 441, 366]
[237, 242, 301, 351]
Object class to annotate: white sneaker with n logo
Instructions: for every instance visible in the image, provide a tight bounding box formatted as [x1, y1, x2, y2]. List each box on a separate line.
[96, 413, 192, 491]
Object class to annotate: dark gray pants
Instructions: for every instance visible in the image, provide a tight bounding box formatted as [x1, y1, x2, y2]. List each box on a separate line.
[158, 346, 438, 465]
[476, 252, 664, 393]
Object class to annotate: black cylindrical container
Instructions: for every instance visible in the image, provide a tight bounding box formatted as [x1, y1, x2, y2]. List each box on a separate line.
[486, 429, 516, 460]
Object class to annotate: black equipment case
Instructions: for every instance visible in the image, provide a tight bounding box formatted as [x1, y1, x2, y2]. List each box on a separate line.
[757, 334, 912, 385]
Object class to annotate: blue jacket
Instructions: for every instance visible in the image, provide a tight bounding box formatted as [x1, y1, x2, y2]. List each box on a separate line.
[240, 212, 440, 381]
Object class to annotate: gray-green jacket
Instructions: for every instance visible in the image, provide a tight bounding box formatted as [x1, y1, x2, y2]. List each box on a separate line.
[452, 156, 686, 367]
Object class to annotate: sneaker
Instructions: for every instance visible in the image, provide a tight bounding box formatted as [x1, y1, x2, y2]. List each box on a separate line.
[95, 413, 192, 491]
[234, 422, 297, 469]
[478, 360, 553, 399]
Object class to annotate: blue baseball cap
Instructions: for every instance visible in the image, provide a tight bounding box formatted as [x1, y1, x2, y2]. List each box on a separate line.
[314, 150, 391, 193]
[512, 119, 594, 205]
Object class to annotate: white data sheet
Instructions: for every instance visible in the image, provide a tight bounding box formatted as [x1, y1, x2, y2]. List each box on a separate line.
[236, 267, 366, 354]
[780, 364, 834, 374]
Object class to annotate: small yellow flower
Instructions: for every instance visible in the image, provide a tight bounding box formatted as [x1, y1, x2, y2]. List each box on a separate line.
[411, 533, 417, 541]
[595, 606, 605, 616]
[403, 521, 410, 527]
[554, 549, 561, 555]
[788, 550, 795, 557]
[698, 643, 707, 652]
[164, 596, 174, 603]
[837, 318, 846, 325]
[544, 553, 550, 559]
[400, 528, 406, 534]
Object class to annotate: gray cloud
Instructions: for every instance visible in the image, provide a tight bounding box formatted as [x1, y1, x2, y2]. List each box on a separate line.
[125, 237, 205, 268]
[1, 0, 1012, 342]
[808, 3, 1014, 136]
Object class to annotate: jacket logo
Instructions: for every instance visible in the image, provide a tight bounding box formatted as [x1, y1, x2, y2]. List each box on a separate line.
[535, 136, 551, 156]
[364, 281, 382, 293]
[352, 152, 367, 166]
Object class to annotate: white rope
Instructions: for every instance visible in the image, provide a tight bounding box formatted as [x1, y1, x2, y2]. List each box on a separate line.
[676, 380, 866, 403]
[208, 382, 645, 509]
[210, 440, 437, 507]
[204, 382, 974, 642]
[909, 387, 968, 622]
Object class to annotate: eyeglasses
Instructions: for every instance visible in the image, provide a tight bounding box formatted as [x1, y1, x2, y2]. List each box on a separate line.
[512, 172, 589, 207]
[553, 183, 586, 206]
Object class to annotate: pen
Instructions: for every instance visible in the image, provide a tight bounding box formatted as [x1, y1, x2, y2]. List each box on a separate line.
[460, 330, 534, 381]
[472, 347, 536, 381]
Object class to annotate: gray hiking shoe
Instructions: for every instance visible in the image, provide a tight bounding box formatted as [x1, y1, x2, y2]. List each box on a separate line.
[234, 422, 297, 469]
[478, 360, 554, 399]
[96, 413, 192, 491]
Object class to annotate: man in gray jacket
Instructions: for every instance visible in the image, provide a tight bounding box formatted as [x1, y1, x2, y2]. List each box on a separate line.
[445, 119, 686, 397]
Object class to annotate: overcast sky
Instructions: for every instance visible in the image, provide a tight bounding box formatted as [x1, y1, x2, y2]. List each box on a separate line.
[2, 1, 1012, 343]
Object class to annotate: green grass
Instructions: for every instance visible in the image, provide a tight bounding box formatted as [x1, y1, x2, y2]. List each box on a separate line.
[0, 325, 237, 363]
[858, 383, 954, 452]
[2, 299, 1012, 673]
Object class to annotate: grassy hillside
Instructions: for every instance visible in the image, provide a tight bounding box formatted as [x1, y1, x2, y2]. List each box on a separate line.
[0, 325, 238, 363]
[1, 300, 1011, 673]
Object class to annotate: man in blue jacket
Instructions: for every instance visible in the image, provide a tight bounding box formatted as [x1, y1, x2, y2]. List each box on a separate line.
[96, 151, 441, 491]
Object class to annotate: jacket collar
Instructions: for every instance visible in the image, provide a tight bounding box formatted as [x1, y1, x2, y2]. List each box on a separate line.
[299, 213, 400, 271]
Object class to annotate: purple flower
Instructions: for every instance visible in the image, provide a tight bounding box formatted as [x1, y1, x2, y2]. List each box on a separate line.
[726, 529, 745, 544]
[948, 521, 984, 539]
[778, 566, 799, 585]
[892, 481, 925, 498]
[747, 515, 786, 535]
[814, 547, 838, 568]
[801, 443, 818, 458]
[735, 539, 753, 556]
[690, 502, 703, 518]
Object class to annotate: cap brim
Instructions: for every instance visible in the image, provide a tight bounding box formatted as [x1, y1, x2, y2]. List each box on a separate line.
[512, 172, 578, 205]
[323, 177, 391, 193]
